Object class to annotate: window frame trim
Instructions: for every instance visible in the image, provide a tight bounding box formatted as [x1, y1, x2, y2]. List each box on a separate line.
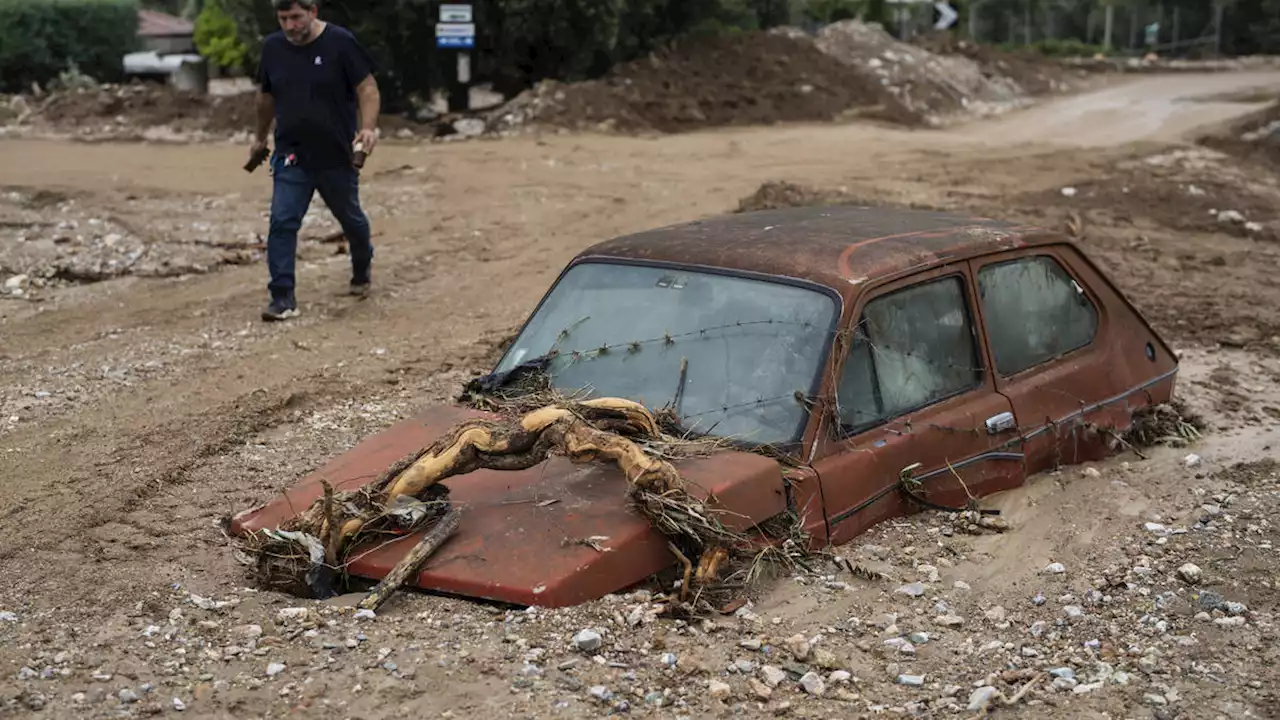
[833, 267, 989, 440]
[970, 250, 1103, 381]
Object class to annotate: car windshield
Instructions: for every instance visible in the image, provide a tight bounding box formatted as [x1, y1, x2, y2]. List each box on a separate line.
[493, 262, 839, 446]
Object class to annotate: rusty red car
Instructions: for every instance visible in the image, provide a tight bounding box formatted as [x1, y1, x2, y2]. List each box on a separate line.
[229, 204, 1178, 607]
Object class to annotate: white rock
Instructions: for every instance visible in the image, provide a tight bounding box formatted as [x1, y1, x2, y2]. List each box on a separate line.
[896, 582, 926, 597]
[884, 638, 917, 654]
[1043, 562, 1066, 574]
[1082, 467, 1101, 478]
[897, 674, 926, 687]
[799, 672, 826, 696]
[968, 686, 999, 710]
[1063, 605, 1085, 620]
[1184, 453, 1202, 468]
[828, 670, 851, 684]
[173, 697, 186, 711]
[573, 629, 603, 652]
[936, 614, 964, 627]
[276, 607, 309, 622]
[0, 611, 16, 622]
[1177, 563, 1203, 584]
[984, 606, 1007, 622]
[953, 580, 971, 591]
[265, 663, 286, 677]
[4, 274, 28, 290]
[1073, 682, 1103, 694]
[1144, 693, 1168, 706]
[760, 665, 787, 688]
[1214, 616, 1246, 627]
[1053, 677, 1078, 690]
[354, 608, 376, 620]
[708, 680, 731, 699]
[1216, 210, 1245, 225]
[1061, 187, 1078, 197]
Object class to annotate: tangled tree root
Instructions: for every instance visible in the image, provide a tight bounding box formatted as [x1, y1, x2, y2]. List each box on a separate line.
[238, 397, 791, 609]
[1125, 401, 1205, 449]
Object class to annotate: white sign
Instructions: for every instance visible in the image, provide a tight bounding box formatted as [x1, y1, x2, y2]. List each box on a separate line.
[934, 1, 958, 29]
[436, 23, 476, 37]
[440, 4, 472, 23]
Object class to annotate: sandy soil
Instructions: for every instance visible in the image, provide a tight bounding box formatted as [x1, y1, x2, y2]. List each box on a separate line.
[2, 71, 1280, 719]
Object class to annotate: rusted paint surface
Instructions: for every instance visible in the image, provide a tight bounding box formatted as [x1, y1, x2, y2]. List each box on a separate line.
[229, 406, 787, 607]
[579, 205, 1042, 298]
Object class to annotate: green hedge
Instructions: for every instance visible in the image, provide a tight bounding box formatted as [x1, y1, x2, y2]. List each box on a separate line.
[0, 0, 140, 93]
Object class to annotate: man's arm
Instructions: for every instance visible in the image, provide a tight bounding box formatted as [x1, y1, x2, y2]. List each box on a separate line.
[353, 74, 380, 154]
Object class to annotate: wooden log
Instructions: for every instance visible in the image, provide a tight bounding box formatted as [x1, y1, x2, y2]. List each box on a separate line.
[357, 506, 463, 612]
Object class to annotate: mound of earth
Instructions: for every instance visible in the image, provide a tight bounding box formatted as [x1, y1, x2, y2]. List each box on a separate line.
[1199, 100, 1280, 170]
[806, 21, 1044, 126]
[488, 31, 903, 135]
[32, 83, 257, 135]
[913, 34, 1080, 97]
[735, 181, 861, 213]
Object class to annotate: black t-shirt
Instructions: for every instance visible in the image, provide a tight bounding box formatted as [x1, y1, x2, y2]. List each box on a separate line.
[257, 24, 376, 170]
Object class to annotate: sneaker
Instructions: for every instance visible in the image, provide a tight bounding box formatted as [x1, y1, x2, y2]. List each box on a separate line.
[262, 293, 300, 322]
[349, 268, 371, 296]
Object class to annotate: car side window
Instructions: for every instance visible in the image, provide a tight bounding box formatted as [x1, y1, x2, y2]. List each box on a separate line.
[837, 275, 981, 433]
[977, 255, 1098, 376]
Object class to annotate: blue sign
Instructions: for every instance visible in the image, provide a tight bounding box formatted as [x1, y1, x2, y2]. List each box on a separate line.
[437, 36, 475, 48]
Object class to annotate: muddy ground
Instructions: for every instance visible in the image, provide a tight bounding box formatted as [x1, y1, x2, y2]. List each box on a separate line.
[2, 69, 1280, 719]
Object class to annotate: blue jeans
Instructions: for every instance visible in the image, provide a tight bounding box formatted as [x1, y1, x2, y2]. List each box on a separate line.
[266, 155, 373, 298]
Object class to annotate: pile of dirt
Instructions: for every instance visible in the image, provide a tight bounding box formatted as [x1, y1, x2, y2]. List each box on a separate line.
[735, 181, 862, 213]
[913, 34, 1080, 97]
[487, 30, 904, 135]
[1199, 100, 1280, 171]
[806, 21, 1048, 126]
[32, 83, 257, 135]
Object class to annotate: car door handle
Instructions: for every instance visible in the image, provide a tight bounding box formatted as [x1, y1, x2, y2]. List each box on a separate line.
[986, 412, 1016, 435]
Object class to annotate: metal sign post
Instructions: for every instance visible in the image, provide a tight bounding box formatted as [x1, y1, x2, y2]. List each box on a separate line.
[436, 5, 475, 113]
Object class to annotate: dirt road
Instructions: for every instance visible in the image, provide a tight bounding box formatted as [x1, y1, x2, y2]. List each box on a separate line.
[2, 72, 1279, 718]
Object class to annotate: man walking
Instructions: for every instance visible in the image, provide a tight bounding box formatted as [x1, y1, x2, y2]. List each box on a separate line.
[251, 0, 381, 321]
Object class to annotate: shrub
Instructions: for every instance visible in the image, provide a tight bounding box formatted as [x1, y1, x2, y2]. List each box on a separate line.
[0, 0, 141, 92]
[194, 0, 247, 71]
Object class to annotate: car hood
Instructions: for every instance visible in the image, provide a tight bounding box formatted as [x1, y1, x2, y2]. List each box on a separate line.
[228, 405, 789, 607]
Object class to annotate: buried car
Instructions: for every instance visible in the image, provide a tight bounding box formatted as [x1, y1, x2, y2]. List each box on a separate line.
[228, 204, 1178, 607]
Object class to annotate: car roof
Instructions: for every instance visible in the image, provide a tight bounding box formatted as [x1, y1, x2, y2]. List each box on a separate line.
[573, 204, 1061, 297]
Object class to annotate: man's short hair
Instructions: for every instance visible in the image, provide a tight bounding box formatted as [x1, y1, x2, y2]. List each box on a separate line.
[273, 0, 316, 10]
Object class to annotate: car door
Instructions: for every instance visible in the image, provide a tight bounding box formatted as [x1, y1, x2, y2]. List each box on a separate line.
[812, 262, 1026, 547]
[967, 245, 1177, 476]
